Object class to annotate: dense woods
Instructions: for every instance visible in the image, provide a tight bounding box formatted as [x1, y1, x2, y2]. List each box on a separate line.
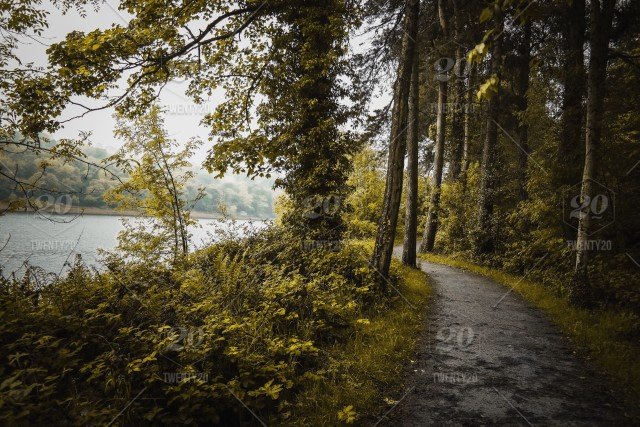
[360, 0, 640, 311]
[1, 0, 639, 424]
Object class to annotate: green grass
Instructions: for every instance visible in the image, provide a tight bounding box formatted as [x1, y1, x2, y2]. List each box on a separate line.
[419, 252, 640, 416]
[290, 257, 431, 426]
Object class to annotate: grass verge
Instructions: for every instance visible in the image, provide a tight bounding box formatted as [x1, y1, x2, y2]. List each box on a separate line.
[290, 257, 431, 426]
[419, 252, 640, 417]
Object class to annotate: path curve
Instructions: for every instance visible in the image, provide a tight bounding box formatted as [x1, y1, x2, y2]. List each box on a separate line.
[387, 250, 631, 426]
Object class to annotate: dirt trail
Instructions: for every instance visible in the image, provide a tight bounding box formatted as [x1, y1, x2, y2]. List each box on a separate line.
[385, 252, 632, 426]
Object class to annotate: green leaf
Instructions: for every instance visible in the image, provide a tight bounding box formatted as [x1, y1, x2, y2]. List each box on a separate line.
[467, 43, 487, 64]
[337, 405, 357, 424]
[476, 74, 499, 101]
[480, 7, 493, 23]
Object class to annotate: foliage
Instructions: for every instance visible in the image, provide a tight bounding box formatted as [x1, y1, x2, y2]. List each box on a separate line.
[0, 0, 109, 208]
[343, 148, 429, 241]
[0, 227, 429, 425]
[432, 66, 640, 314]
[437, 163, 481, 254]
[6, 0, 362, 240]
[291, 247, 431, 425]
[202, 0, 362, 241]
[1, 0, 97, 136]
[104, 106, 203, 264]
[344, 148, 385, 239]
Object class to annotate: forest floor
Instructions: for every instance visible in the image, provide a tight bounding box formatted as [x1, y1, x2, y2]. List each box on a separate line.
[384, 250, 633, 425]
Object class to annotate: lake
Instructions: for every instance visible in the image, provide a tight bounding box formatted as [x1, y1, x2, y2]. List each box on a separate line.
[0, 212, 267, 277]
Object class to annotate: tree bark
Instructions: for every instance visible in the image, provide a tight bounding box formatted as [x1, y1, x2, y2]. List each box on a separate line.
[402, 45, 420, 267]
[572, 0, 616, 301]
[557, 0, 586, 189]
[461, 63, 475, 178]
[558, 0, 586, 241]
[371, 0, 420, 280]
[280, 1, 352, 245]
[447, 0, 465, 181]
[516, 21, 531, 202]
[420, 0, 449, 253]
[420, 78, 447, 252]
[474, 11, 503, 256]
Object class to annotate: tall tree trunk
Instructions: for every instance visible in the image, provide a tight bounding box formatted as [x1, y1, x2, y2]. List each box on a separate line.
[371, 0, 420, 280]
[461, 63, 475, 178]
[558, 0, 586, 240]
[572, 0, 616, 302]
[447, 0, 465, 181]
[474, 11, 503, 256]
[420, 79, 447, 252]
[420, 0, 449, 253]
[281, 1, 352, 245]
[402, 46, 420, 267]
[516, 21, 531, 202]
[557, 0, 586, 189]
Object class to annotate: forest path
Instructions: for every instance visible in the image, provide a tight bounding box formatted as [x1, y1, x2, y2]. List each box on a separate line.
[386, 249, 630, 426]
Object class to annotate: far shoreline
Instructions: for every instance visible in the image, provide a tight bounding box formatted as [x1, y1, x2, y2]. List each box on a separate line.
[1, 206, 274, 222]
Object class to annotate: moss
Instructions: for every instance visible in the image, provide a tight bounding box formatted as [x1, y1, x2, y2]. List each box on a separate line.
[419, 253, 640, 416]
[290, 257, 431, 426]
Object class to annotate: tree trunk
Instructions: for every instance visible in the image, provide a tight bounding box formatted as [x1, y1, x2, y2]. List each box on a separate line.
[281, 1, 352, 245]
[461, 63, 475, 178]
[474, 11, 503, 256]
[371, 0, 419, 280]
[572, 0, 616, 302]
[420, 0, 448, 253]
[557, 0, 586, 189]
[447, 0, 464, 181]
[558, 0, 586, 240]
[420, 78, 447, 252]
[402, 46, 420, 267]
[516, 21, 531, 202]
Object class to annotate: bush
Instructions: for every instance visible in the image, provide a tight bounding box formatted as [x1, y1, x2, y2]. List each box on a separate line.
[0, 226, 390, 425]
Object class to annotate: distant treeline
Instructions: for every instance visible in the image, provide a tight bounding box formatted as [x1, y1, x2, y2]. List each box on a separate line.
[0, 144, 277, 219]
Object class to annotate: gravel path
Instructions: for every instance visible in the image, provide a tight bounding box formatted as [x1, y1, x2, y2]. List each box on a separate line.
[384, 252, 633, 426]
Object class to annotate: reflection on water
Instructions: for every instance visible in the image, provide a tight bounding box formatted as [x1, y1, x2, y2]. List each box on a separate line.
[0, 212, 266, 277]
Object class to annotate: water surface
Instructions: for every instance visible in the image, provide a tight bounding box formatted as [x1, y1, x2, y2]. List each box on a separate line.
[0, 212, 265, 277]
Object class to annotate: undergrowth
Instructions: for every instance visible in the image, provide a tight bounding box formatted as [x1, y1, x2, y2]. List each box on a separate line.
[291, 252, 430, 425]
[0, 227, 430, 426]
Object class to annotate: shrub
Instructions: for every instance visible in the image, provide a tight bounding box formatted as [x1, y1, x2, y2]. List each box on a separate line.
[0, 226, 387, 425]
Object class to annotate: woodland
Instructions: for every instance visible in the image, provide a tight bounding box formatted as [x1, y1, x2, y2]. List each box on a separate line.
[0, 0, 639, 424]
